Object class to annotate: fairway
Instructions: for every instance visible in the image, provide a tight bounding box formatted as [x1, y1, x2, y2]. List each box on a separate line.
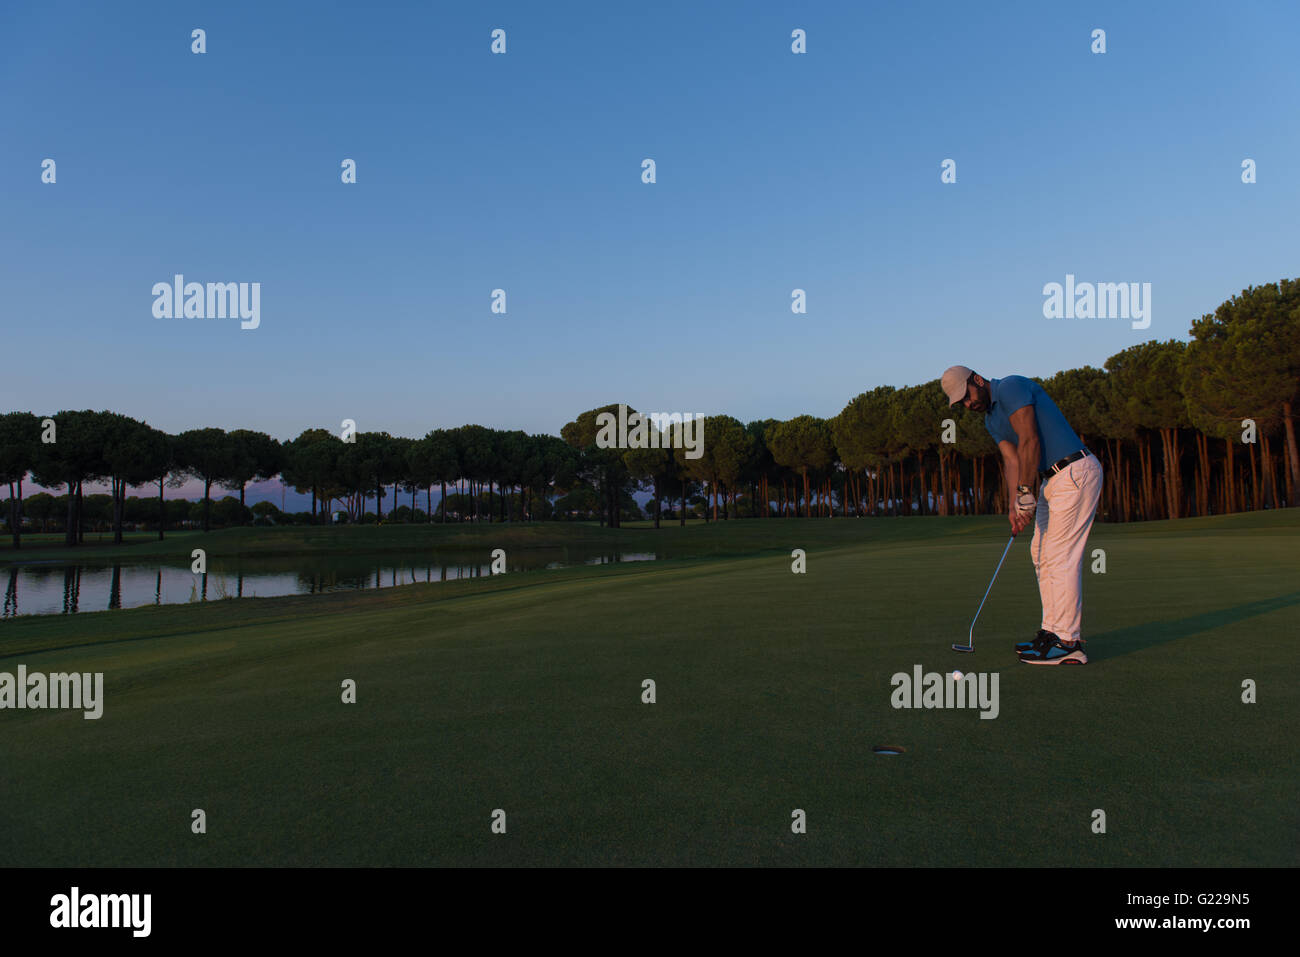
[2, 512, 1297, 867]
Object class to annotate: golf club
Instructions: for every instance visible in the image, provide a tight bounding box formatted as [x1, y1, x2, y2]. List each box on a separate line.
[951, 532, 1017, 653]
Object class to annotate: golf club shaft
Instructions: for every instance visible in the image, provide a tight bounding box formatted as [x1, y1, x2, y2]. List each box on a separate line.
[968, 533, 1017, 646]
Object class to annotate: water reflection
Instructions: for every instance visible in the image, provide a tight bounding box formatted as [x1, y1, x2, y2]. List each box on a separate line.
[0, 550, 659, 619]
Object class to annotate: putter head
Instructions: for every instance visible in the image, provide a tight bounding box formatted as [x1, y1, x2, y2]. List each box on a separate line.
[951, 643, 974, 653]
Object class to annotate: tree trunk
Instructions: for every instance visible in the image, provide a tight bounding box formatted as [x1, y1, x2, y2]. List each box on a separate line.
[1282, 400, 1298, 507]
[1136, 435, 1154, 520]
[1160, 428, 1180, 520]
[1249, 439, 1260, 509]
[112, 477, 123, 544]
[994, 455, 1007, 514]
[7, 480, 19, 549]
[909, 455, 920, 514]
[1194, 432, 1210, 516]
[1172, 429, 1183, 518]
[1261, 435, 1276, 508]
[1223, 438, 1234, 514]
[64, 480, 77, 546]
[937, 451, 948, 516]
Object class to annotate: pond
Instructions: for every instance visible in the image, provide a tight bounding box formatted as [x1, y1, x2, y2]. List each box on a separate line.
[0, 548, 660, 618]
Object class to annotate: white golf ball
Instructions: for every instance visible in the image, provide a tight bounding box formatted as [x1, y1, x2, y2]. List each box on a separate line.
[951, 670, 964, 681]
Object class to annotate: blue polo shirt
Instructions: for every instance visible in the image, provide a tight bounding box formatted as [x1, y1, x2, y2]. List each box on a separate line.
[984, 376, 1083, 472]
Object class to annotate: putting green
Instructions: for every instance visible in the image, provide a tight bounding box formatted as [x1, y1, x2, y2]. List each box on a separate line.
[1, 511, 1296, 866]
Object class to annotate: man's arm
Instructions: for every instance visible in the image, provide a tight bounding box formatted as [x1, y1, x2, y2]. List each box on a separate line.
[1009, 405, 1040, 496]
[998, 440, 1019, 503]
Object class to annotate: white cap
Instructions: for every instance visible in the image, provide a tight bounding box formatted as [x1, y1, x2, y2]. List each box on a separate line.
[941, 365, 974, 406]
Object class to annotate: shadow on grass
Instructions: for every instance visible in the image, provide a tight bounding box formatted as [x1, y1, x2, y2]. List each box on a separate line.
[1091, 590, 1300, 660]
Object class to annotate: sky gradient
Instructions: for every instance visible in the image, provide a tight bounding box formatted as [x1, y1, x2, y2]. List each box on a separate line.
[4, 1, 1298, 503]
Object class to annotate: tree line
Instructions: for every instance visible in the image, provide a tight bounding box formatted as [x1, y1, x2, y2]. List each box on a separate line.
[2, 279, 1296, 548]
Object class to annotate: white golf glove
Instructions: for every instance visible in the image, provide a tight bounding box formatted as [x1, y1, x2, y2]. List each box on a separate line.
[1015, 485, 1037, 515]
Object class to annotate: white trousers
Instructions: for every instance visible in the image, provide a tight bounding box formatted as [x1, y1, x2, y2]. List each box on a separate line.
[1030, 452, 1103, 643]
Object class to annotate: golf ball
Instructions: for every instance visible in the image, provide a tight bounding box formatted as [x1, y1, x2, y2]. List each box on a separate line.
[951, 670, 964, 681]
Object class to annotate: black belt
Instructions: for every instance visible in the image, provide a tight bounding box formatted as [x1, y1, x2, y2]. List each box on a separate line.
[1040, 448, 1091, 481]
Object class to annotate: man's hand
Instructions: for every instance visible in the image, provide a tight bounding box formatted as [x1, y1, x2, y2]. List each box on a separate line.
[1009, 486, 1036, 536]
[1015, 486, 1038, 515]
[1008, 486, 1040, 538]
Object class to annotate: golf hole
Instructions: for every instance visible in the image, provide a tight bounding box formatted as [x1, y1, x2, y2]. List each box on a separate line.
[872, 745, 906, 756]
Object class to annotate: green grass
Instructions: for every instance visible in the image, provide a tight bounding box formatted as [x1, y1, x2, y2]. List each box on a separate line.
[1, 521, 703, 564]
[0, 514, 998, 565]
[1, 510, 1297, 866]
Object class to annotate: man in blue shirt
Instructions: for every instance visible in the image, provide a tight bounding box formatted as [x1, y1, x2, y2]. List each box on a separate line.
[941, 366, 1104, 665]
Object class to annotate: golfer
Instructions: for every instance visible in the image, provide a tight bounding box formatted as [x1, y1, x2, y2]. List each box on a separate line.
[941, 366, 1103, 664]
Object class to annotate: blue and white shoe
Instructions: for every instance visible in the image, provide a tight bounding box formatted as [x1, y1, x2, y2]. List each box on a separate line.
[1014, 629, 1054, 656]
[1019, 635, 1088, 665]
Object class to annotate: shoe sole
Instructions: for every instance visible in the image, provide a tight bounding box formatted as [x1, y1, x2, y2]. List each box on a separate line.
[1016, 637, 1087, 656]
[1019, 654, 1088, 665]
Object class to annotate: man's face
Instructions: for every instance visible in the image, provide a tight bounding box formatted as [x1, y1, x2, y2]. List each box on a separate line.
[960, 376, 991, 413]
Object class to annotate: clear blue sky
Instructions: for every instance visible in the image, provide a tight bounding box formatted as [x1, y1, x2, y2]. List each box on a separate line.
[4, 0, 1297, 459]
